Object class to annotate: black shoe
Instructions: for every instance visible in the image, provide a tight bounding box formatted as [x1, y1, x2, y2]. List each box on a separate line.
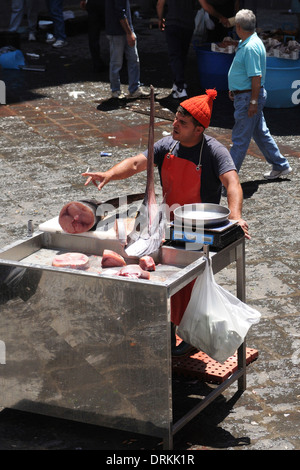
[172, 340, 196, 357]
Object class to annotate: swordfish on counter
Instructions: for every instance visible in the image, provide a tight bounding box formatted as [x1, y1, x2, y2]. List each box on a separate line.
[125, 85, 165, 257]
[58, 193, 145, 234]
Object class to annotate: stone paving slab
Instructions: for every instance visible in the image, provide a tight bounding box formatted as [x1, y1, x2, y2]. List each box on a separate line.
[0, 9, 299, 451]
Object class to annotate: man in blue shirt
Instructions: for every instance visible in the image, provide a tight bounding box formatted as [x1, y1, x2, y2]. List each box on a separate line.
[228, 9, 292, 179]
[105, 0, 149, 99]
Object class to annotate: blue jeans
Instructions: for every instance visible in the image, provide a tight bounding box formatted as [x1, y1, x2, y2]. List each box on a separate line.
[107, 35, 140, 94]
[9, 0, 38, 33]
[46, 0, 66, 41]
[230, 87, 290, 172]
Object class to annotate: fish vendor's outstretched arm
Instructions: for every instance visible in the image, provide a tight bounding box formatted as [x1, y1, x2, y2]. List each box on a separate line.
[82, 153, 147, 191]
[220, 169, 250, 240]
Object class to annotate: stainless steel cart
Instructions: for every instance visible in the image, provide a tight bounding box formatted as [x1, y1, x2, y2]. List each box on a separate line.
[0, 228, 245, 449]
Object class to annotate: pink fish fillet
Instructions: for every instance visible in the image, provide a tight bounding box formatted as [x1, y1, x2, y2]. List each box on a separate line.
[52, 252, 90, 269]
[102, 249, 126, 267]
[139, 255, 155, 271]
[116, 265, 150, 280]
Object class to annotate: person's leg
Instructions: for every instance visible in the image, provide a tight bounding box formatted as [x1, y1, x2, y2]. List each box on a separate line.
[252, 89, 291, 171]
[178, 27, 193, 87]
[86, 1, 106, 71]
[230, 93, 257, 172]
[165, 25, 185, 89]
[26, 0, 38, 33]
[47, 0, 66, 41]
[87, 13, 102, 69]
[125, 36, 140, 94]
[108, 35, 126, 93]
[8, 0, 24, 32]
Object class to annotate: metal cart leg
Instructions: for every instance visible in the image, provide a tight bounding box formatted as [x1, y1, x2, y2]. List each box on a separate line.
[237, 341, 247, 391]
[236, 239, 246, 303]
[236, 239, 247, 391]
[163, 429, 173, 450]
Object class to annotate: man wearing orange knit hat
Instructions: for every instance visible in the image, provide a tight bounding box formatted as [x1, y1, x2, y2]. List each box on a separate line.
[83, 89, 249, 354]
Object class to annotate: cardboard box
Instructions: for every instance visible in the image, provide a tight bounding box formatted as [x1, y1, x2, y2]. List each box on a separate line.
[211, 43, 236, 54]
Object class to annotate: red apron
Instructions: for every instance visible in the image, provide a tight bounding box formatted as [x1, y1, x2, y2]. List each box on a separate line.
[161, 140, 203, 325]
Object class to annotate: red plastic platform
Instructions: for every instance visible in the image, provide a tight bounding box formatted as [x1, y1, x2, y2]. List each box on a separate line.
[172, 337, 258, 384]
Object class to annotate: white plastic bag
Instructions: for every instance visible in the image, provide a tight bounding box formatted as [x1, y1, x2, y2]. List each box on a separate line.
[177, 258, 261, 363]
[194, 10, 215, 36]
[194, 10, 215, 39]
[194, 9, 206, 37]
[204, 12, 215, 31]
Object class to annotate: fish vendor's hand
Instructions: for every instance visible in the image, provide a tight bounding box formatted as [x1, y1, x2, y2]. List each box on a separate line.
[82, 171, 109, 191]
[237, 218, 251, 240]
[219, 16, 230, 27]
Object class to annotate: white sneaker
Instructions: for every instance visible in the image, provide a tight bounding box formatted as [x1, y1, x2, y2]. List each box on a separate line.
[28, 32, 36, 41]
[264, 167, 292, 179]
[46, 34, 56, 44]
[52, 39, 68, 48]
[172, 83, 187, 92]
[172, 87, 188, 99]
[128, 87, 150, 98]
[111, 91, 126, 99]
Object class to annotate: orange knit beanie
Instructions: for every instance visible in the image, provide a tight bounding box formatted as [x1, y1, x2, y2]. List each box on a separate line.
[180, 89, 217, 128]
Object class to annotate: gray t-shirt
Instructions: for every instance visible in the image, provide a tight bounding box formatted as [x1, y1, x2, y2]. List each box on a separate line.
[144, 135, 236, 204]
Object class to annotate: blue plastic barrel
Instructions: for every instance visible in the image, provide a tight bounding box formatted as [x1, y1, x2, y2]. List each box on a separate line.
[193, 43, 234, 91]
[265, 57, 300, 108]
[0, 49, 25, 70]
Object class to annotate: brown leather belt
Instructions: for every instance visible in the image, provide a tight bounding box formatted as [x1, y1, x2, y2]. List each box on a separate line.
[232, 89, 252, 95]
[232, 86, 263, 95]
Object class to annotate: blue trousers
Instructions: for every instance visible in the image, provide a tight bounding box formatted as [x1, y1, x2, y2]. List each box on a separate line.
[46, 0, 66, 41]
[230, 87, 290, 173]
[107, 34, 140, 94]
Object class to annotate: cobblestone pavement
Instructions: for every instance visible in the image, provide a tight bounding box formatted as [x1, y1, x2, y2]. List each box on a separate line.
[0, 9, 299, 451]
